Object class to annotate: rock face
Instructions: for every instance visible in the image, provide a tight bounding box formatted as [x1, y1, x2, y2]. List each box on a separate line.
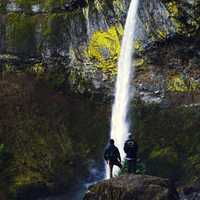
[83, 174, 179, 200]
[0, 0, 199, 102]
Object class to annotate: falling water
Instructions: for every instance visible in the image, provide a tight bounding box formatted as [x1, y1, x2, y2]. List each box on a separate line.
[106, 0, 139, 178]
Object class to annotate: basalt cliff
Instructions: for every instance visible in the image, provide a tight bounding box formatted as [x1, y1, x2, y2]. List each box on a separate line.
[0, 0, 199, 103]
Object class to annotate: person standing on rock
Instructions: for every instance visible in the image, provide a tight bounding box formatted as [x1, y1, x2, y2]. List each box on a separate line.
[124, 134, 138, 173]
[104, 139, 122, 178]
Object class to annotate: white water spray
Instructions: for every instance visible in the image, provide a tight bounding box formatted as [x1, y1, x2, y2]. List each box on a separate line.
[106, 0, 139, 178]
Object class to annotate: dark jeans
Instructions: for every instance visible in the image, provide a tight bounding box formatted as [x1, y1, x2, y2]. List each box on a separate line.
[127, 159, 136, 173]
[109, 159, 122, 178]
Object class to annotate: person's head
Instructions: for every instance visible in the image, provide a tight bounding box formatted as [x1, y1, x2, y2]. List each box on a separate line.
[128, 133, 133, 139]
[109, 139, 114, 145]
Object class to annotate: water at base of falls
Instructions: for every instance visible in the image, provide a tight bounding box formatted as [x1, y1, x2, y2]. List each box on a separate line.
[106, 0, 139, 178]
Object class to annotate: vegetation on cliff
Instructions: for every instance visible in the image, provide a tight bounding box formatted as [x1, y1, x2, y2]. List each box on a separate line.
[134, 101, 200, 184]
[0, 72, 109, 199]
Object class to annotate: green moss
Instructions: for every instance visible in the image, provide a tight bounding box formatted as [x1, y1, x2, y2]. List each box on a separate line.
[166, 1, 179, 17]
[156, 30, 168, 39]
[86, 25, 123, 74]
[32, 63, 45, 77]
[135, 58, 148, 72]
[167, 75, 200, 92]
[134, 40, 144, 52]
[135, 58, 145, 67]
[164, 0, 200, 36]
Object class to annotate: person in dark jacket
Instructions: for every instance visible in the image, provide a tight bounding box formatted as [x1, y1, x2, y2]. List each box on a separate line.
[124, 134, 138, 173]
[104, 139, 122, 178]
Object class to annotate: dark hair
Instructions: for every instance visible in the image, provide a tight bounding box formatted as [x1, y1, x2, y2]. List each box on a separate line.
[109, 139, 114, 145]
[128, 134, 133, 139]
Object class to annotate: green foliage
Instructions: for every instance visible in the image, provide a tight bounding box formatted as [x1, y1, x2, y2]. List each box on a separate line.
[4, 64, 14, 72]
[166, 1, 179, 17]
[167, 74, 200, 92]
[119, 160, 146, 176]
[32, 63, 45, 77]
[133, 101, 200, 183]
[134, 40, 144, 52]
[156, 30, 168, 39]
[0, 72, 109, 197]
[164, 0, 200, 36]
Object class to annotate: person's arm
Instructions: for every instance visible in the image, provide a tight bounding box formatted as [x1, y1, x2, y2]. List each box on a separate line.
[104, 148, 108, 161]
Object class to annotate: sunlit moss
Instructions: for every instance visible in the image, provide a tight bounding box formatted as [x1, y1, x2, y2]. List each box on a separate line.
[94, 0, 103, 11]
[32, 63, 45, 76]
[166, 1, 179, 17]
[86, 25, 123, 74]
[165, 1, 183, 33]
[156, 30, 167, 39]
[135, 58, 147, 71]
[134, 40, 144, 52]
[167, 75, 200, 92]
[172, 18, 185, 33]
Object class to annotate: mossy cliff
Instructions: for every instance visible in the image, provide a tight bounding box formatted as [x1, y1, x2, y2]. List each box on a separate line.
[0, 0, 200, 101]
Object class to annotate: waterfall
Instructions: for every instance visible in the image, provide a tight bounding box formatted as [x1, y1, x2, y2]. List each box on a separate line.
[106, 0, 139, 178]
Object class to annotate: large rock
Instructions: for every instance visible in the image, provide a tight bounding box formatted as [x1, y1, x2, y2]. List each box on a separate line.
[83, 174, 179, 200]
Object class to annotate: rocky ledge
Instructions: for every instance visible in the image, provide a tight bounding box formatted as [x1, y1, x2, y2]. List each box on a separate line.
[83, 174, 179, 200]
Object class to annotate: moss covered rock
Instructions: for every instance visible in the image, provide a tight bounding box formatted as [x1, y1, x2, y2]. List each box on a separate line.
[84, 174, 179, 200]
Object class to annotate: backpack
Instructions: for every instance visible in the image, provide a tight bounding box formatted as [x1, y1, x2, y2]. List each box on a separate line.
[104, 146, 116, 161]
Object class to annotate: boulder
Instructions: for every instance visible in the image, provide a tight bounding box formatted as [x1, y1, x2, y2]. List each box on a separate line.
[83, 174, 179, 200]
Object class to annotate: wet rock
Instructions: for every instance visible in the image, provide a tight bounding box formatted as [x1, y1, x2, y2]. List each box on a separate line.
[180, 186, 200, 200]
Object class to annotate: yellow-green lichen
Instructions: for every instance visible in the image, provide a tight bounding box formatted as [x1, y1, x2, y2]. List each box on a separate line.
[166, 1, 179, 17]
[85, 25, 123, 74]
[156, 30, 168, 39]
[134, 40, 144, 52]
[167, 75, 200, 92]
[32, 63, 45, 76]
[135, 58, 147, 71]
